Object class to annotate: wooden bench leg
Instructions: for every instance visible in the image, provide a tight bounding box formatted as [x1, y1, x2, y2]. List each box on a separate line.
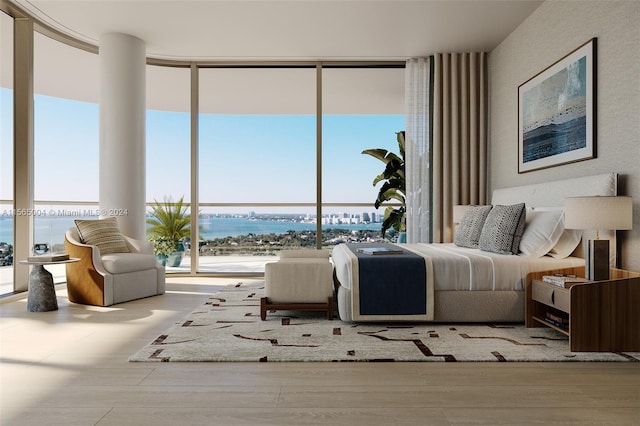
[261, 296, 334, 321]
[260, 297, 267, 320]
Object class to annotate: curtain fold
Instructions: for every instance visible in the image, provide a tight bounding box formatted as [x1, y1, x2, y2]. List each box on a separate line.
[404, 57, 431, 243]
[432, 52, 488, 243]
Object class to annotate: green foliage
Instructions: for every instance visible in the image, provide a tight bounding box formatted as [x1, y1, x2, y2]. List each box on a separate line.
[362, 131, 406, 237]
[146, 196, 191, 254]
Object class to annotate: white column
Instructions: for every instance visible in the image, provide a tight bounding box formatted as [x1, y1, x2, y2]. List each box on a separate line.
[99, 33, 146, 240]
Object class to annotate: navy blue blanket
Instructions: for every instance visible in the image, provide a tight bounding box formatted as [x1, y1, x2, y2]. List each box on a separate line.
[346, 243, 427, 316]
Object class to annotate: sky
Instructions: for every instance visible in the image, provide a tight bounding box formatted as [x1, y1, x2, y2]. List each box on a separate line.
[1, 89, 404, 215]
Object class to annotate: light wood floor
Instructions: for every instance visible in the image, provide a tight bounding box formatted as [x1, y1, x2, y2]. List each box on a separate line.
[1, 277, 639, 426]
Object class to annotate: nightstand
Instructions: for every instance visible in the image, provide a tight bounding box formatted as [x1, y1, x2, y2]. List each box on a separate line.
[526, 267, 640, 352]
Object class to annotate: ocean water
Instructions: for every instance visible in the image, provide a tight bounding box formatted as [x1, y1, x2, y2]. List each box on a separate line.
[0, 216, 380, 248]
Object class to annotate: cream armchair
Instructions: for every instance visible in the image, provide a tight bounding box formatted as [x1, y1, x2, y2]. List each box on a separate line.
[64, 226, 165, 306]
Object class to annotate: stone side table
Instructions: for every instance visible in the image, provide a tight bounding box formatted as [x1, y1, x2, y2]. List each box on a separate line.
[19, 258, 80, 312]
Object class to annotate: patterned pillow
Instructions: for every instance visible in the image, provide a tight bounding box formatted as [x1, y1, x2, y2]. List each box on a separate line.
[454, 205, 493, 248]
[478, 203, 526, 255]
[75, 217, 130, 255]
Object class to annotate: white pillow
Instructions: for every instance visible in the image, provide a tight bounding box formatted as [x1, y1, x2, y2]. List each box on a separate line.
[548, 228, 582, 258]
[525, 207, 582, 259]
[519, 210, 564, 257]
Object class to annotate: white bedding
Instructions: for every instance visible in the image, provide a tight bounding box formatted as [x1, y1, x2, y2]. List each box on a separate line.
[332, 242, 584, 293]
[332, 242, 584, 322]
[331, 172, 616, 323]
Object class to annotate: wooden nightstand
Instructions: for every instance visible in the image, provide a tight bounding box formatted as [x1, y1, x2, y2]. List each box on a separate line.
[526, 267, 640, 352]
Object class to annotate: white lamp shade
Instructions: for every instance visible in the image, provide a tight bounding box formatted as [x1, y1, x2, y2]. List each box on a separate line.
[564, 196, 633, 231]
[453, 205, 471, 224]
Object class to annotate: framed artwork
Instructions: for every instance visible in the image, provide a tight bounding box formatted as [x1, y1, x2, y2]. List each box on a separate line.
[518, 38, 596, 173]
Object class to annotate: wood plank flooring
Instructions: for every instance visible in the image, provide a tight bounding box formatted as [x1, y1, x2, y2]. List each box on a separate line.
[1, 277, 638, 425]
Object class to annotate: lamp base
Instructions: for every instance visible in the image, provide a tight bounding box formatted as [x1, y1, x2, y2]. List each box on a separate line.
[586, 239, 609, 281]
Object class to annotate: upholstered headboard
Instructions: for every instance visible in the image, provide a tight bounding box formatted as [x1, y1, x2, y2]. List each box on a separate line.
[491, 173, 618, 208]
[490, 173, 618, 262]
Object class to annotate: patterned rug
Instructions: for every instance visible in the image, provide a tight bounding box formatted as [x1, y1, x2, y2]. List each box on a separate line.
[129, 281, 639, 362]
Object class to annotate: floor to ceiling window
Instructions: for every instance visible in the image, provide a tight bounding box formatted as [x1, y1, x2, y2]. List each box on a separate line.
[321, 66, 405, 244]
[197, 67, 317, 273]
[146, 64, 191, 273]
[32, 32, 99, 284]
[0, 10, 14, 295]
[190, 65, 405, 274]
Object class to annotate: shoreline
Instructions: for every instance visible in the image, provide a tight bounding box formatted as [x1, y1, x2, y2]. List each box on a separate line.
[1, 227, 395, 266]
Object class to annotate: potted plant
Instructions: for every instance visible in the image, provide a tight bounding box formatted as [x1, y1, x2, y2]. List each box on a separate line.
[362, 131, 406, 241]
[147, 196, 191, 267]
[150, 237, 175, 266]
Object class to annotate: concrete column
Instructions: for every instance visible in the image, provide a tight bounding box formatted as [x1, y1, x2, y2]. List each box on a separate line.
[99, 33, 146, 240]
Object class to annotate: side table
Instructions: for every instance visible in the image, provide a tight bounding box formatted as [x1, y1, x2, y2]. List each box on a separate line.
[19, 258, 80, 312]
[526, 267, 640, 352]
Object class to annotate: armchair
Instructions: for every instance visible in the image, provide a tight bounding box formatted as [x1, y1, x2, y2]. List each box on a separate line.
[64, 226, 165, 306]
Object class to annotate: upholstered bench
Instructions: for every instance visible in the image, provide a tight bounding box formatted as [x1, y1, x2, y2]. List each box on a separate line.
[260, 249, 334, 320]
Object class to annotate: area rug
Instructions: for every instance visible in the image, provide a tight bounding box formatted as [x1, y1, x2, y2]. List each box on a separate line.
[129, 282, 639, 362]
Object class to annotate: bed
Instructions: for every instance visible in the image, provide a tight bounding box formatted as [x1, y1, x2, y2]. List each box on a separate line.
[331, 173, 619, 323]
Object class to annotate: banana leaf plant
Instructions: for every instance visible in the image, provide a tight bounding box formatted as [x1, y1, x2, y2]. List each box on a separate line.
[362, 131, 406, 238]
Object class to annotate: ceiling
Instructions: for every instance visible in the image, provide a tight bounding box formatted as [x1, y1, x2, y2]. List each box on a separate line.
[4, 0, 543, 113]
[15, 0, 543, 61]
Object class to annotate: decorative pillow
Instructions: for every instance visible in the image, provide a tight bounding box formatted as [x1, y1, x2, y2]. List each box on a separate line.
[519, 209, 565, 257]
[75, 217, 130, 255]
[454, 205, 493, 248]
[478, 203, 526, 255]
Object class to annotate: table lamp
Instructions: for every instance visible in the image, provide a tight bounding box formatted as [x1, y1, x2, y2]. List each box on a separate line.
[452, 204, 472, 239]
[453, 205, 471, 225]
[563, 196, 633, 281]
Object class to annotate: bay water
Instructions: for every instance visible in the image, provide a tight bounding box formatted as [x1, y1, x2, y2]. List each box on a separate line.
[0, 216, 380, 248]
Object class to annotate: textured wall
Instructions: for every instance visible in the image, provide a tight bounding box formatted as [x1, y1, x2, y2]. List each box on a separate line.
[488, 0, 640, 272]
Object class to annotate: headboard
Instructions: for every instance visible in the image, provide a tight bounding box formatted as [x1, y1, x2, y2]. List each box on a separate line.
[491, 173, 618, 207]
[490, 173, 618, 262]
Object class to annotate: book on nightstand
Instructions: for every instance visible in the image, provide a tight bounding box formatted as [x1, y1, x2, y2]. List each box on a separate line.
[27, 253, 70, 262]
[544, 312, 569, 329]
[542, 275, 589, 288]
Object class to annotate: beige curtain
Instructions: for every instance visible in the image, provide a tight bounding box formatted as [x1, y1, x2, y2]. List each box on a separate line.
[432, 52, 488, 243]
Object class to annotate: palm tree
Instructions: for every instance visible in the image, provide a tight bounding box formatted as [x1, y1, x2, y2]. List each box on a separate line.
[146, 196, 191, 255]
[362, 131, 406, 238]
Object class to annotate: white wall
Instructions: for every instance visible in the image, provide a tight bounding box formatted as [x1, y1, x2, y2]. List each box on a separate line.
[488, 0, 640, 271]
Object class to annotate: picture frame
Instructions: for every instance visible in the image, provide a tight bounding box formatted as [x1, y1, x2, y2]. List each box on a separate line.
[518, 38, 596, 173]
